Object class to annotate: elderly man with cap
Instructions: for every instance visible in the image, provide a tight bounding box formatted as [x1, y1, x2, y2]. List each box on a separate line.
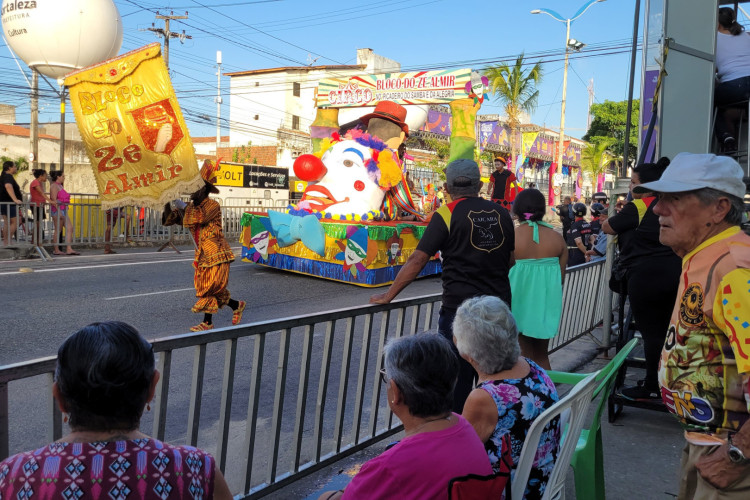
[370, 159, 515, 412]
[634, 153, 750, 499]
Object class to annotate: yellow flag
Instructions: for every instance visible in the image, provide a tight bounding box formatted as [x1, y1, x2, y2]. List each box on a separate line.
[64, 43, 202, 209]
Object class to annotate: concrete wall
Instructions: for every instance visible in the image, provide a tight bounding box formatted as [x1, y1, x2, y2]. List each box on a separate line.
[0, 104, 15, 124]
[356, 48, 400, 73]
[14, 163, 98, 197]
[0, 133, 59, 164]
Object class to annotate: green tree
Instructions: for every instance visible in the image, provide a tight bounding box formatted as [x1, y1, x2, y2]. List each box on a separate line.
[580, 137, 616, 186]
[409, 137, 449, 181]
[484, 54, 543, 169]
[0, 156, 29, 172]
[583, 99, 639, 167]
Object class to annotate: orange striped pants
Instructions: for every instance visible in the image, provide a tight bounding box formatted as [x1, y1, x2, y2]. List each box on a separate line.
[192, 263, 231, 314]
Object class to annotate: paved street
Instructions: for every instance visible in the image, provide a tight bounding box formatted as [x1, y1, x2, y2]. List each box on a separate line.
[1, 244, 444, 494]
[0, 244, 443, 365]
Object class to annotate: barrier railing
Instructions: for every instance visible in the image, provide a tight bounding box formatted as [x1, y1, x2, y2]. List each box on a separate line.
[0, 198, 291, 252]
[0, 261, 607, 498]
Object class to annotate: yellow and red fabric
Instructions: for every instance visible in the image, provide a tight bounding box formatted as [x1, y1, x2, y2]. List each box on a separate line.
[64, 43, 202, 209]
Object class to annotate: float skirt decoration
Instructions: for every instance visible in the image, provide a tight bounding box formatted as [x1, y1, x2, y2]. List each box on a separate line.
[240, 212, 441, 286]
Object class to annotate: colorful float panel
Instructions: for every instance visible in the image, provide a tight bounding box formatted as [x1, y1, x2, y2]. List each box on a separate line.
[239, 212, 441, 287]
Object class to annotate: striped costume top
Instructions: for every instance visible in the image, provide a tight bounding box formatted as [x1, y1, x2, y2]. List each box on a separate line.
[183, 198, 235, 268]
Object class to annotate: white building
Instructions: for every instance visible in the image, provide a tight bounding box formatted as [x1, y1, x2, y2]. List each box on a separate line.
[225, 49, 400, 164]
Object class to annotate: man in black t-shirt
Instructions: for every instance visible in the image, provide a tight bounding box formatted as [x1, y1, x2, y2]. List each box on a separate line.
[567, 203, 593, 267]
[1, 161, 23, 246]
[371, 158, 515, 412]
[487, 157, 517, 207]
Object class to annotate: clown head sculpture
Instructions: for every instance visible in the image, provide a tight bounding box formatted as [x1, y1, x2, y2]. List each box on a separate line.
[293, 129, 403, 216]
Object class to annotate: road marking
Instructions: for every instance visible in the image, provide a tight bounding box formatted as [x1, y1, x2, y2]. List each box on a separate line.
[105, 288, 196, 300]
[0, 259, 258, 276]
[0, 258, 196, 276]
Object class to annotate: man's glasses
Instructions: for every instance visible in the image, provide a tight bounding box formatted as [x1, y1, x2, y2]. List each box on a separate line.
[379, 368, 389, 385]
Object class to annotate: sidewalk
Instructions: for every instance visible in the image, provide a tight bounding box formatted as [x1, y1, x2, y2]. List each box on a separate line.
[277, 335, 684, 500]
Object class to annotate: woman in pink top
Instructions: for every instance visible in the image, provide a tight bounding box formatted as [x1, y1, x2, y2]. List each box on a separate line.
[319, 334, 492, 500]
[29, 169, 55, 245]
[49, 170, 78, 255]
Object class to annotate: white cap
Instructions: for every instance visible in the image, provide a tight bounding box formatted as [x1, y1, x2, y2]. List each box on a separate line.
[634, 153, 746, 199]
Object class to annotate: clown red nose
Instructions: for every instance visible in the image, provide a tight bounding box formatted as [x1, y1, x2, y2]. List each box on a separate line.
[294, 154, 327, 181]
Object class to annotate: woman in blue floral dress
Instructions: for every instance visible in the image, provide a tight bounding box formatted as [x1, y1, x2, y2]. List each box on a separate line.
[454, 295, 561, 500]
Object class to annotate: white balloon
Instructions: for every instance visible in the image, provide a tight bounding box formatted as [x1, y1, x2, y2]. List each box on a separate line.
[1, 0, 123, 79]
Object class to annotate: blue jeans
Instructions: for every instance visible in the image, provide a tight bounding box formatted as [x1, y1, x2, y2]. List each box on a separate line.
[714, 75, 750, 141]
[438, 306, 477, 413]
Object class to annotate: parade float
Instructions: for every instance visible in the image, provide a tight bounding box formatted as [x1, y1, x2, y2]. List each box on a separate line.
[237, 70, 490, 286]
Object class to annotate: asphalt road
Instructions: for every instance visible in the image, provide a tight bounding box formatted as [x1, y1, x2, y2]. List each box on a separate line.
[0, 244, 442, 365]
[0, 244, 443, 494]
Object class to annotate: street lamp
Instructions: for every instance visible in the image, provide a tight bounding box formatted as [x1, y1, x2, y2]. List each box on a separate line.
[531, 0, 604, 203]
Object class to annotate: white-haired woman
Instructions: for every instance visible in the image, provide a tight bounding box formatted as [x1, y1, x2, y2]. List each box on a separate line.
[318, 333, 492, 500]
[455, 296, 561, 500]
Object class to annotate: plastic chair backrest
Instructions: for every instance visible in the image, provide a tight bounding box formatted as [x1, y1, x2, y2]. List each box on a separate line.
[511, 371, 599, 500]
[589, 338, 639, 430]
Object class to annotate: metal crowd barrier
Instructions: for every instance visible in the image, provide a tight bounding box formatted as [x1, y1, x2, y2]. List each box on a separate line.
[0, 197, 294, 253]
[0, 262, 607, 498]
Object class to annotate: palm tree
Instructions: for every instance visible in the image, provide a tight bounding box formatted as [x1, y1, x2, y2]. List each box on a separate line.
[484, 54, 543, 171]
[580, 137, 615, 192]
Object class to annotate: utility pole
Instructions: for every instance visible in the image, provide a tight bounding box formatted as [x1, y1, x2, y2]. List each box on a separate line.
[556, 18, 571, 192]
[216, 51, 222, 156]
[30, 69, 38, 172]
[59, 86, 66, 173]
[147, 11, 192, 68]
[587, 78, 594, 131]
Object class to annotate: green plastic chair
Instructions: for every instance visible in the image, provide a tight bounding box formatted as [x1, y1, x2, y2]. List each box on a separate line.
[547, 338, 639, 500]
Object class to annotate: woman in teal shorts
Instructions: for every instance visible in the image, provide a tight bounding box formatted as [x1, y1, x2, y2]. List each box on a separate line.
[509, 189, 567, 369]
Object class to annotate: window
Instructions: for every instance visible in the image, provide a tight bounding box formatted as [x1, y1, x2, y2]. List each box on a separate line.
[292, 82, 300, 97]
[292, 115, 300, 130]
[254, 114, 259, 120]
[255, 82, 260, 87]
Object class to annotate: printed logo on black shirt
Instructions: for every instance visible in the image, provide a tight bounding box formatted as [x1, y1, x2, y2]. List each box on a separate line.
[468, 210, 505, 252]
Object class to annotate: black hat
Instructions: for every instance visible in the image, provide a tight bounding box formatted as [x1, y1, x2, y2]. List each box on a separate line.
[590, 203, 605, 216]
[573, 202, 587, 218]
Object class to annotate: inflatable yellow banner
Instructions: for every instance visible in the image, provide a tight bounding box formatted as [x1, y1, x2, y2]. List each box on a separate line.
[64, 43, 202, 209]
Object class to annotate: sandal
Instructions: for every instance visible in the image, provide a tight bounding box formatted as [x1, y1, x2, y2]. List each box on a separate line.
[190, 322, 214, 332]
[232, 300, 246, 325]
[53, 251, 65, 256]
[65, 251, 80, 256]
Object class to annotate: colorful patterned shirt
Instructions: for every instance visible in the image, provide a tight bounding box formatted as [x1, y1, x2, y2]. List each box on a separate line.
[0, 438, 215, 499]
[183, 198, 235, 268]
[477, 359, 560, 500]
[658, 226, 750, 440]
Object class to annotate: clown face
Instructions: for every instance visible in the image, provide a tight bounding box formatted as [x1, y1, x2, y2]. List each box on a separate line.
[251, 230, 271, 258]
[345, 238, 368, 266]
[299, 140, 385, 215]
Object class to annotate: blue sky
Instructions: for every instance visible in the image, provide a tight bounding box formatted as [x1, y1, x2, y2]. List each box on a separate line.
[1, 0, 643, 141]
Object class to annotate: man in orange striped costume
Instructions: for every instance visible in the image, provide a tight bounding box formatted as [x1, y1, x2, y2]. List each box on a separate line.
[177, 161, 245, 331]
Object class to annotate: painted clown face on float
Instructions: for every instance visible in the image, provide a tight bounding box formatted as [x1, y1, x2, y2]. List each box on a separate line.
[293, 130, 403, 216]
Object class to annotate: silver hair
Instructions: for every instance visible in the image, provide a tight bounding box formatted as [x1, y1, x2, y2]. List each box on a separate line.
[694, 188, 745, 225]
[382, 333, 457, 418]
[453, 296, 520, 374]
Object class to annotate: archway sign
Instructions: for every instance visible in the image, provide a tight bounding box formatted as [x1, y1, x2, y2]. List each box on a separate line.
[312, 69, 487, 163]
[238, 69, 490, 287]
